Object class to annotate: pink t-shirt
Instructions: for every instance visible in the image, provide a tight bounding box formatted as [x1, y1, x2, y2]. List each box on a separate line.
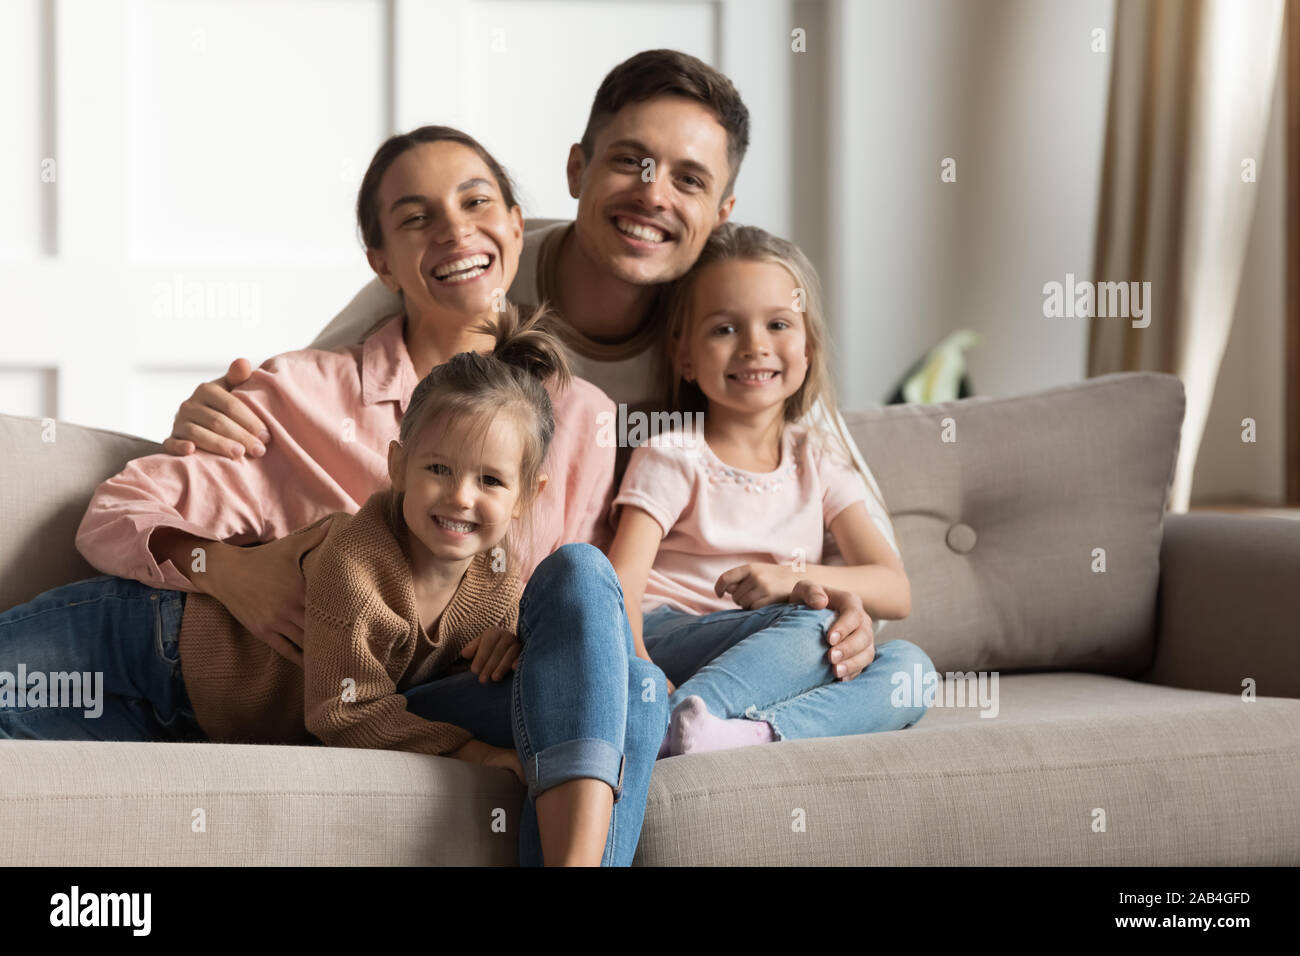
[609, 423, 870, 615]
[75, 314, 616, 590]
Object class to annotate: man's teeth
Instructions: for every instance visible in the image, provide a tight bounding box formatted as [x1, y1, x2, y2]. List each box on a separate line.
[615, 218, 666, 243]
[731, 371, 778, 381]
[434, 515, 477, 533]
[433, 254, 491, 280]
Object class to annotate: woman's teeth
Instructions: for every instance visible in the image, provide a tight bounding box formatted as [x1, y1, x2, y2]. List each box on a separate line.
[433, 515, 477, 534]
[433, 254, 491, 282]
[614, 217, 666, 243]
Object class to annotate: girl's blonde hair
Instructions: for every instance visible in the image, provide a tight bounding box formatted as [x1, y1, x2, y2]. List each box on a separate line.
[385, 302, 570, 572]
[659, 222, 882, 504]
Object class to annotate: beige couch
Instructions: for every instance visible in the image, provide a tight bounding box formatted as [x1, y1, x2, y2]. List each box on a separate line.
[2, 372, 1297, 865]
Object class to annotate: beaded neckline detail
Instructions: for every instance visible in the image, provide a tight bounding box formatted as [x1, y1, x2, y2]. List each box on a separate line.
[699, 431, 804, 493]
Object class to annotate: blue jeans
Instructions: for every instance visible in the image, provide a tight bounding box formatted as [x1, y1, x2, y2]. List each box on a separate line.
[402, 543, 670, 866]
[642, 602, 934, 741]
[0, 544, 669, 867]
[0, 575, 203, 741]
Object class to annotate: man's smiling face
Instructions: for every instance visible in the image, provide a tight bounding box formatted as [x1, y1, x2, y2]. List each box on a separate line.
[566, 94, 737, 287]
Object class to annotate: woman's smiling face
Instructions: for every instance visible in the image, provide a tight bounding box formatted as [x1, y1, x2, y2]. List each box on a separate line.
[366, 140, 524, 318]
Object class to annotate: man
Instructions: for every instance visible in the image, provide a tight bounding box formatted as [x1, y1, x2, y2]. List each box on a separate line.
[161, 49, 894, 681]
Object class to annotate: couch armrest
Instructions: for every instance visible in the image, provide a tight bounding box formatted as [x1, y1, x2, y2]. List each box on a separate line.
[1140, 513, 1300, 698]
[0, 414, 161, 612]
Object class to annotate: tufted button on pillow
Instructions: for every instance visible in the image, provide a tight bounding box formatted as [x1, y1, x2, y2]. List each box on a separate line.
[945, 523, 977, 554]
[840, 373, 1185, 674]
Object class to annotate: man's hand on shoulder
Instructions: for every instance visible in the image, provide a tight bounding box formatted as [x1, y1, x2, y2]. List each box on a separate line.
[162, 358, 270, 460]
[790, 579, 876, 680]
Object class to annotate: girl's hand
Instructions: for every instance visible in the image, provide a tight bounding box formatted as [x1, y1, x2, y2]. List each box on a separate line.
[462, 626, 522, 682]
[451, 739, 526, 786]
[714, 563, 799, 609]
[666, 677, 676, 695]
[479, 745, 526, 786]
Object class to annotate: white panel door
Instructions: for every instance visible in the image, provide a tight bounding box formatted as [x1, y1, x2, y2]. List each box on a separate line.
[392, 0, 790, 230]
[1, 0, 792, 441]
[2, 0, 389, 440]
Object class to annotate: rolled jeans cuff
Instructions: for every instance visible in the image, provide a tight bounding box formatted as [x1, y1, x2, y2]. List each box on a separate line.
[525, 737, 626, 804]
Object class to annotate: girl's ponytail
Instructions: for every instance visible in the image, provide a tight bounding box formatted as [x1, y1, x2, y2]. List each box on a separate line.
[473, 302, 572, 394]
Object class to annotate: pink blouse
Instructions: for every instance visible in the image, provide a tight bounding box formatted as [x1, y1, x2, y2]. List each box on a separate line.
[75, 314, 617, 590]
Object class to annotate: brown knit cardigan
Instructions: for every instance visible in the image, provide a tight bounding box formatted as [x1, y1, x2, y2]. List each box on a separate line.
[178, 488, 521, 754]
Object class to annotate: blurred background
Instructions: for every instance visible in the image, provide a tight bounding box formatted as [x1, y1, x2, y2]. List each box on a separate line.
[0, 0, 1294, 512]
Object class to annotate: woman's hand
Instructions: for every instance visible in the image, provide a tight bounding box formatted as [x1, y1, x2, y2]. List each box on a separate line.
[451, 739, 525, 786]
[714, 563, 799, 609]
[462, 626, 521, 682]
[201, 519, 334, 665]
[162, 358, 270, 460]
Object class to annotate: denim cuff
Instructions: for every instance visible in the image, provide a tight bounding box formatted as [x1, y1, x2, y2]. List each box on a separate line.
[743, 703, 786, 742]
[526, 736, 626, 804]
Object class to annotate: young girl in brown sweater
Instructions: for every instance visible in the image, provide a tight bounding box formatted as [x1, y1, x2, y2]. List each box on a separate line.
[178, 306, 570, 778]
[179, 304, 673, 866]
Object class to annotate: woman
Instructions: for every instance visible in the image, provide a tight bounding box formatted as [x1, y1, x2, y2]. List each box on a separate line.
[0, 126, 669, 867]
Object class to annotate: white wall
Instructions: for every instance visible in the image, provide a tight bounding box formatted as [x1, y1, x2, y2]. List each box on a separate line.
[0, 0, 790, 443]
[2, 0, 393, 439]
[825, 0, 1115, 408]
[2, 0, 1284, 508]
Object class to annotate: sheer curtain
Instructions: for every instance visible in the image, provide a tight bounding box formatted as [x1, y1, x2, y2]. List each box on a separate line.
[1088, 0, 1285, 512]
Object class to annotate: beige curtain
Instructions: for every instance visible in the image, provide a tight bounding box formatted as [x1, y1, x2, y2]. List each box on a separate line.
[1089, 0, 1285, 512]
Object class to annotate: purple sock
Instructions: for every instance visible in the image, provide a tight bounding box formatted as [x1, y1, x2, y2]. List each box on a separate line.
[669, 695, 775, 756]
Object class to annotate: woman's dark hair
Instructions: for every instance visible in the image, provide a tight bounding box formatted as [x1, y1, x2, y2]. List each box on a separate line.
[356, 125, 520, 250]
[386, 303, 571, 572]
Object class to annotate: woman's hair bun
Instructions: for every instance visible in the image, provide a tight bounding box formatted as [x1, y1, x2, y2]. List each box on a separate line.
[472, 302, 571, 391]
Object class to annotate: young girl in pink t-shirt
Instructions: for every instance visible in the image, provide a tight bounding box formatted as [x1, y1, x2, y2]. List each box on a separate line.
[608, 223, 936, 758]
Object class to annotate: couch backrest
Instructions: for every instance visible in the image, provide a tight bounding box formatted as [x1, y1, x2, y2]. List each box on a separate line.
[845, 372, 1184, 676]
[3, 373, 1186, 677]
[0, 414, 162, 611]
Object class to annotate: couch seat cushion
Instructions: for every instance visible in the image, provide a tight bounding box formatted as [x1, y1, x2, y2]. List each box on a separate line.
[635, 674, 1300, 865]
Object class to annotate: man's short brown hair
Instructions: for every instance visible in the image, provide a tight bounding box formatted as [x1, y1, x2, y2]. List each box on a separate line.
[579, 49, 751, 199]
